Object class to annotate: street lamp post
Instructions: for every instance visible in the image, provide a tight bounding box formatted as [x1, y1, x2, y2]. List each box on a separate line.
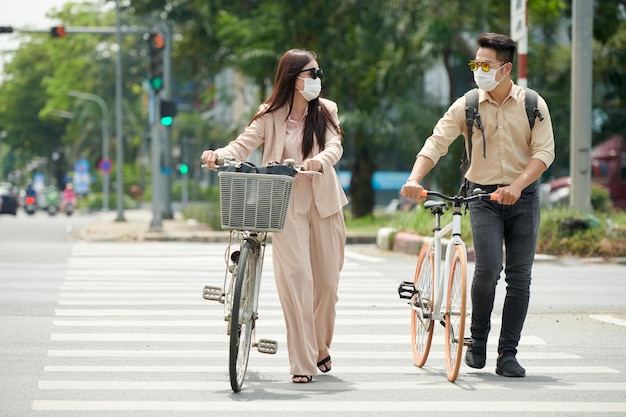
[68, 90, 110, 211]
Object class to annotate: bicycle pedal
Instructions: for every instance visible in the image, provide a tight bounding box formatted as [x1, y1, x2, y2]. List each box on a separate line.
[255, 339, 278, 354]
[202, 285, 224, 303]
[398, 281, 417, 299]
[463, 337, 474, 347]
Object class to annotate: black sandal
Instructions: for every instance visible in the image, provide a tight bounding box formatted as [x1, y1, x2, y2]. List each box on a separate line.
[292, 375, 312, 383]
[317, 355, 332, 373]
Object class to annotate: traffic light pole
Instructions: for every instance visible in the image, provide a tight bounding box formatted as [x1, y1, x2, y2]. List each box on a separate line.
[159, 24, 174, 220]
[149, 91, 163, 232]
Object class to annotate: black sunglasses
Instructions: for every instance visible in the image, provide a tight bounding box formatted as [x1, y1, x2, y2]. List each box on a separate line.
[300, 67, 323, 79]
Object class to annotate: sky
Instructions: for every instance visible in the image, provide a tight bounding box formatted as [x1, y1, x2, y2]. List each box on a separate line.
[0, 0, 72, 76]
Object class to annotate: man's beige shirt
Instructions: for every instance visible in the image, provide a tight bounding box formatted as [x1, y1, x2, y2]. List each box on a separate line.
[418, 83, 555, 186]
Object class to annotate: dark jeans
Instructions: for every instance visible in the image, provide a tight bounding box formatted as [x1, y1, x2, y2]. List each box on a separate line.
[468, 182, 540, 357]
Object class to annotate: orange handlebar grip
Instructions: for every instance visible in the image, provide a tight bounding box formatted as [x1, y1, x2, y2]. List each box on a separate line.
[490, 193, 499, 201]
[420, 189, 428, 199]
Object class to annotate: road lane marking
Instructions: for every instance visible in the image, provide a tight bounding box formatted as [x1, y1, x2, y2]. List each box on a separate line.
[32, 400, 626, 412]
[42, 365, 619, 374]
[590, 314, 626, 327]
[48, 333, 547, 345]
[46, 349, 581, 360]
[37, 380, 626, 391]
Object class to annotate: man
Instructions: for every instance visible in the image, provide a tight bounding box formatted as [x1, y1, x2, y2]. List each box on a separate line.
[400, 32, 555, 377]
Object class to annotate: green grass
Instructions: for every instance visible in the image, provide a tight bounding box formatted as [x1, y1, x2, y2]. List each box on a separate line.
[181, 186, 626, 258]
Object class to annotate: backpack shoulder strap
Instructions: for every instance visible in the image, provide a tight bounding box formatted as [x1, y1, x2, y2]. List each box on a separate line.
[464, 88, 480, 162]
[524, 88, 544, 129]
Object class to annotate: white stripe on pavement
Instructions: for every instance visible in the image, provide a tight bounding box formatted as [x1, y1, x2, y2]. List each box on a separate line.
[32, 400, 626, 412]
[590, 314, 626, 327]
[48, 333, 547, 345]
[42, 365, 619, 374]
[37, 380, 626, 391]
[46, 349, 581, 360]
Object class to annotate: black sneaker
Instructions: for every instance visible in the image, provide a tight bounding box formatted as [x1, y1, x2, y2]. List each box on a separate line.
[496, 355, 526, 377]
[464, 339, 486, 369]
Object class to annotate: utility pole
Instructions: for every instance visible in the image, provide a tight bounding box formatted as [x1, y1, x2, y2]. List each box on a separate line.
[510, 0, 528, 87]
[569, 0, 593, 211]
[114, 0, 126, 221]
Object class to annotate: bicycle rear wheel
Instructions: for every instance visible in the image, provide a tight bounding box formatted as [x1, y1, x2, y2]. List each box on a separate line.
[229, 240, 258, 392]
[444, 245, 467, 382]
[411, 242, 435, 367]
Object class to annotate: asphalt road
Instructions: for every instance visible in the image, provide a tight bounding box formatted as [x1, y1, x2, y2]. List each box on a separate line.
[1, 210, 625, 416]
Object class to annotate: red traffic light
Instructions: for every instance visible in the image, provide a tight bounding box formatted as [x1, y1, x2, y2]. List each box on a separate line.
[51, 26, 66, 38]
[149, 33, 165, 50]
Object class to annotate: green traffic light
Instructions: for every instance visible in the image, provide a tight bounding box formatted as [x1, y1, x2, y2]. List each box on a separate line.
[151, 77, 163, 91]
[160, 116, 173, 126]
[179, 164, 189, 175]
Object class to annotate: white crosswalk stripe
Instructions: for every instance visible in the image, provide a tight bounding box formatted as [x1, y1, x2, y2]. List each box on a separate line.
[33, 242, 625, 415]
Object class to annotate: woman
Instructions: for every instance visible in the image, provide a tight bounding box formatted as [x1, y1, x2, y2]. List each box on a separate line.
[201, 49, 348, 384]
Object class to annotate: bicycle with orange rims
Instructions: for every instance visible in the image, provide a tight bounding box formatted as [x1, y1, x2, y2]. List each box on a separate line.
[398, 188, 498, 382]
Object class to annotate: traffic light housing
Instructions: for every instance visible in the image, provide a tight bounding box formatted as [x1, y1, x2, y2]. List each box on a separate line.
[148, 33, 165, 91]
[160, 100, 178, 126]
[177, 163, 189, 175]
[51, 26, 66, 38]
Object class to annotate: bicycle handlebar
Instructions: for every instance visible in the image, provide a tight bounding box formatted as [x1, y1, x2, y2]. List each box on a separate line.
[202, 157, 321, 175]
[419, 189, 499, 203]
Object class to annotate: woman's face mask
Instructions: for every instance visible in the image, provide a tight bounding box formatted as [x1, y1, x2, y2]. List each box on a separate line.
[297, 77, 322, 101]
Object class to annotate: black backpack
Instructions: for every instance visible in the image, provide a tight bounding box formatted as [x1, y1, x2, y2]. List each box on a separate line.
[459, 88, 544, 197]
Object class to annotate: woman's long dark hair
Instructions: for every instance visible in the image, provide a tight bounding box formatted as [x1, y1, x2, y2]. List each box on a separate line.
[249, 49, 342, 158]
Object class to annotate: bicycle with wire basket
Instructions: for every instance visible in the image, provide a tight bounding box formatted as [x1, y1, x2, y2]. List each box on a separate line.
[397, 188, 497, 382]
[202, 157, 317, 392]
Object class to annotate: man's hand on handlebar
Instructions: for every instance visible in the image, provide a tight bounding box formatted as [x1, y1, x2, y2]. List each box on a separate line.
[400, 181, 426, 202]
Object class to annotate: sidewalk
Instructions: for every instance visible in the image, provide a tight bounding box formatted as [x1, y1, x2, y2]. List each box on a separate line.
[77, 208, 624, 264]
[77, 208, 376, 244]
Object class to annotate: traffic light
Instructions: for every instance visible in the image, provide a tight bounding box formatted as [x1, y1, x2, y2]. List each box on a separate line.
[177, 163, 189, 175]
[148, 33, 165, 92]
[159, 100, 178, 126]
[51, 26, 66, 38]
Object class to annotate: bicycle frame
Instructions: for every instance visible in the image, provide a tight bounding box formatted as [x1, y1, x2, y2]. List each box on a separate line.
[424, 205, 467, 323]
[221, 231, 266, 323]
[399, 188, 497, 382]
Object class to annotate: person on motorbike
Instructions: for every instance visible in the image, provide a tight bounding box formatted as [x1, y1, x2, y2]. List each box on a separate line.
[61, 183, 77, 214]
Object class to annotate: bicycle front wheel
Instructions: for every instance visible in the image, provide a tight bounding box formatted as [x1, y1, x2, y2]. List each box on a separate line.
[411, 242, 435, 367]
[444, 245, 467, 382]
[229, 240, 258, 392]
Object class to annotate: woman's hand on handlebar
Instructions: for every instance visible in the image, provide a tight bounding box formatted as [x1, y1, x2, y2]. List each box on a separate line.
[301, 158, 324, 173]
[400, 181, 426, 202]
[200, 150, 219, 171]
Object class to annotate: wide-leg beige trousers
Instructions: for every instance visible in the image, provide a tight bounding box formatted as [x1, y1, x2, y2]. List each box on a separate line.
[271, 176, 346, 376]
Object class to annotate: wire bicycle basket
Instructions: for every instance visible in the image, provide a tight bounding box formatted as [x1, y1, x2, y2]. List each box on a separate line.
[218, 171, 295, 232]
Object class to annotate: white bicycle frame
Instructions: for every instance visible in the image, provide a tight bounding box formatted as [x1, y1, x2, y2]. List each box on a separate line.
[426, 209, 467, 322]
[222, 231, 267, 325]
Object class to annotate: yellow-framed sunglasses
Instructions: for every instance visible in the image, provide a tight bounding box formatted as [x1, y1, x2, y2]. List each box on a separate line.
[468, 60, 506, 72]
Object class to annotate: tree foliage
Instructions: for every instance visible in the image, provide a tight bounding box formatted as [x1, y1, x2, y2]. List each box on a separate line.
[1, 0, 624, 216]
